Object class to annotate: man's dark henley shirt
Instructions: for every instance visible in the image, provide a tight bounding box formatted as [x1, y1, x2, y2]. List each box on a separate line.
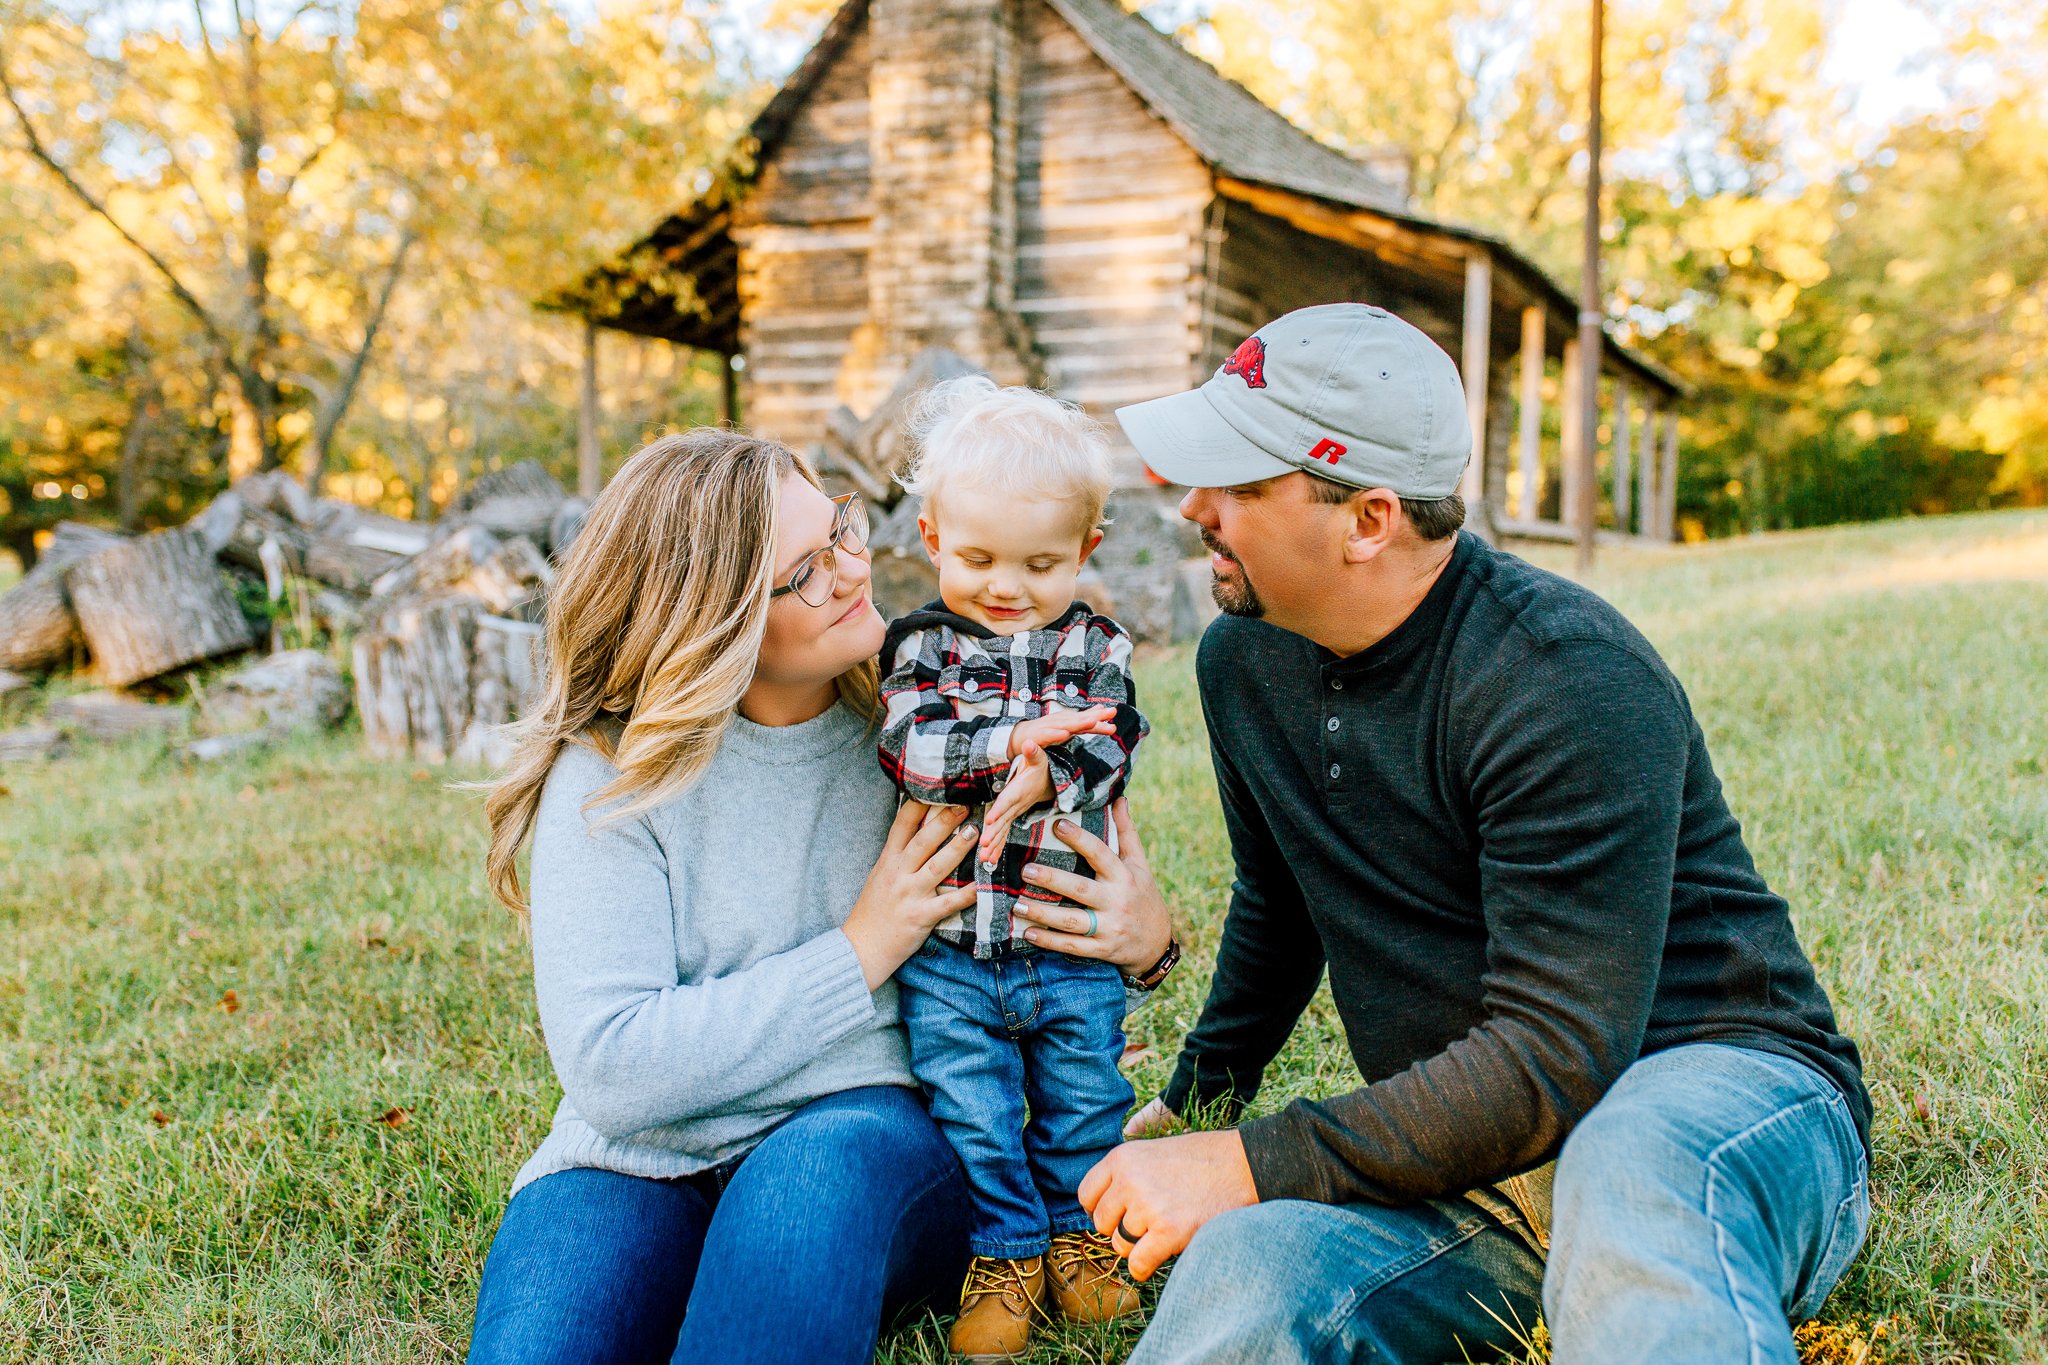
[1163, 530, 1871, 1207]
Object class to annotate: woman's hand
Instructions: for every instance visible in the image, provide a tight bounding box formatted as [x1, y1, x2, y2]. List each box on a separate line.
[1009, 798, 1172, 977]
[842, 802, 981, 990]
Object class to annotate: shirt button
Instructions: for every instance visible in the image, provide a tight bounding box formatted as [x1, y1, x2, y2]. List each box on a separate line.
[1330, 678, 1343, 690]
[965, 680, 978, 693]
[1326, 716, 1340, 732]
[1329, 763, 1341, 779]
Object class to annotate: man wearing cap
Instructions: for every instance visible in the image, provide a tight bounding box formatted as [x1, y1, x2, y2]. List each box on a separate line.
[1069, 303, 1871, 1362]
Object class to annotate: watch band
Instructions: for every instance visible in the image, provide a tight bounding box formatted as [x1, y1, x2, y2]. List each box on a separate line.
[1123, 935, 1182, 991]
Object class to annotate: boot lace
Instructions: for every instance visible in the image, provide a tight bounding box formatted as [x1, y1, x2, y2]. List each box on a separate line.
[961, 1256, 1038, 1314]
[1048, 1231, 1126, 1284]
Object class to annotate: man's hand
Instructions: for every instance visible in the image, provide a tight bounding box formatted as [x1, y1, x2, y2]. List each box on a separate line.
[1079, 1130, 1258, 1281]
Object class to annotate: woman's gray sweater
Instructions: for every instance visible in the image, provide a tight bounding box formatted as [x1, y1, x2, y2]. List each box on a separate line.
[510, 700, 915, 1196]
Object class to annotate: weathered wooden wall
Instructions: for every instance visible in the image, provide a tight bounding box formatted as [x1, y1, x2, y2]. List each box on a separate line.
[733, 18, 877, 451]
[1202, 200, 1465, 367]
[1016, 2, 1210, 480]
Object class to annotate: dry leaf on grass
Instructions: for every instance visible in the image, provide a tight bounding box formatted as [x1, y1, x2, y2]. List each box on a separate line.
[219, 989, 239, 1014]
[377, 1106, 411, 1128]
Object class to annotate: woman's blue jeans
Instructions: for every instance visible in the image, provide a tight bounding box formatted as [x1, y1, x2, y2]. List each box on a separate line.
[467, 1085, 970, 1364]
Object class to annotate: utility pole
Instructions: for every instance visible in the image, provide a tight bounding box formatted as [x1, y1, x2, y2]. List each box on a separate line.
[1575, 0, 1605, 573]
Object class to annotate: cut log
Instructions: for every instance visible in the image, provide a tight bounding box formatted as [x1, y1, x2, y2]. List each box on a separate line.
[66, 526, 257, 687]
[455, 615, 546, 767]
[309, 499, 432, 557]
[354, 597, 546, 766]
[368, 525, 502, 603]
[177, 728, 281, 764]
[230, 469, 315, 526]
[46, 692, 192, 741]
[352, 594, 483, 763]
[550, 497, 590, 560]
[819, 348, 984, 507]
[464, 538, 553, 615]
[0, 522, 128, 672]
[200, 649, 349, 735]
[0, 726, 66, 762]
[442, 461, 566, 544]
[194, 493, 403, 593]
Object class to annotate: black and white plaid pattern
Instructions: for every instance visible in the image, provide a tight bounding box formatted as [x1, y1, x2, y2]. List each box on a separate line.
[878, 601, 1148, 958]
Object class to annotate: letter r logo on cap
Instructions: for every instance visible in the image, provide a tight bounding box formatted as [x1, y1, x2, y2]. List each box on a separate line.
[1308, 438, 1346, 465]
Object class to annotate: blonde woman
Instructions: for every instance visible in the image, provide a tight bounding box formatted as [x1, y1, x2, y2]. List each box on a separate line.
[466, 429, 1174, 1364]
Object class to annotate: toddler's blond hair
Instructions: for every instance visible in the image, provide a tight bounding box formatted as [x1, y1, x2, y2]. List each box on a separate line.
[900, 376, 1113, 539]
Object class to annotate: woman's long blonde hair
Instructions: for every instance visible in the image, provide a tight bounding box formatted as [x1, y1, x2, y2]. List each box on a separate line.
[484, 428, 880, 913]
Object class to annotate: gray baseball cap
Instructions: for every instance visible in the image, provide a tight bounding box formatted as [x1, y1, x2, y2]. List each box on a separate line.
[1115, 303, 1472, 497]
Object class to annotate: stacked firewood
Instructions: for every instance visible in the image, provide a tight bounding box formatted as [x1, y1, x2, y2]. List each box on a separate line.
[0, 462, 577, 766]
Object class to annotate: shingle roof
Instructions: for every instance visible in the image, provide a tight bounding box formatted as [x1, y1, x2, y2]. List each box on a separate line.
[1041, 0, 1407, 215]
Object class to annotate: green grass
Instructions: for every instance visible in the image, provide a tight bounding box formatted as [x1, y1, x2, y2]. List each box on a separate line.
[4, 509, 2047, 1362]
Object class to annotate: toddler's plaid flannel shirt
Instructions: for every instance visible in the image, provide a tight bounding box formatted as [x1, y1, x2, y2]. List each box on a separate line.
[878, 600, 1149, 959]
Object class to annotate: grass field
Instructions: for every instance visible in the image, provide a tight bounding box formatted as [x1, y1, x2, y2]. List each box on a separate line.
[3, 509, 2046, 1362]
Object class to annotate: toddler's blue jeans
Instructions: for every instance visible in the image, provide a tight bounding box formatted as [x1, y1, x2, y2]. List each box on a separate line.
[896, 936, 1135, 1259]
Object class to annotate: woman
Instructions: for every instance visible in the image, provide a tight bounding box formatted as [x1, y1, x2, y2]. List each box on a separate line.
[468, 429, 1175, 1364]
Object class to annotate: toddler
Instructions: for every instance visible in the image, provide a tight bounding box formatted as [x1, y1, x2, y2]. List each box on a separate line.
[878, 377, 1149, 1362]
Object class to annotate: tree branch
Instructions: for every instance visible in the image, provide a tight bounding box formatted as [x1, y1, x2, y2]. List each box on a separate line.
[0, 41, 233, 357]
[300, 224, 418, 491]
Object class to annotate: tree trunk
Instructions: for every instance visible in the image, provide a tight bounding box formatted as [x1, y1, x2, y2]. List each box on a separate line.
[117, 382, 158, 532]
[65, 526, 256, 686]
[0, 522, 129, 672]
[302, 227, 417, 495]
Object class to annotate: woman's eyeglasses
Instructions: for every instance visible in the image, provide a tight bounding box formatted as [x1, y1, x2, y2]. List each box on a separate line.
[770, 492, 871, 608]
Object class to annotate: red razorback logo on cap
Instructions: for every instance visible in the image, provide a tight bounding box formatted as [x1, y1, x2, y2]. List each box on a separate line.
[1221, 335, 1268, 388]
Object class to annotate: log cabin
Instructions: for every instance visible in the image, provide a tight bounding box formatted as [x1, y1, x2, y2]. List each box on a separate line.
[550, 0, 1688, 634]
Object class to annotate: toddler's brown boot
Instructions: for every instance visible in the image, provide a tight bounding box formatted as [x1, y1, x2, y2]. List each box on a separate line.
[949, 1254, 1046, 1362]
[1046, 1230, 1141, 1323]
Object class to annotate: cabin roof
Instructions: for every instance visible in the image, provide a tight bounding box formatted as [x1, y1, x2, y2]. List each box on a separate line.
[1038, 0, 1406, 216]
[546, 0, 1684, 400]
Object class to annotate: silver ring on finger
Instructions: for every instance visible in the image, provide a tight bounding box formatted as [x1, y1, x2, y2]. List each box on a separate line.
[1084, 909, 1099, 936]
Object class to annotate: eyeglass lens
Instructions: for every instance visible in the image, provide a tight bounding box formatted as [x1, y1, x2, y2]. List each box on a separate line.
[791, 498, 868, 607]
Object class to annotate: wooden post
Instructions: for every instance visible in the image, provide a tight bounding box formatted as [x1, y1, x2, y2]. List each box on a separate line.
[1614, 377, 1633, 533]
[1639, 400, 1659, 540]
[1659, 410, 1680, 541]
[1575, 0, 1605, 571]
[1518, 307, 1544, 521]
[578, 319, 601, 499]
[1560, 339, 1584, 532]
[1460, 252, 1493, 511]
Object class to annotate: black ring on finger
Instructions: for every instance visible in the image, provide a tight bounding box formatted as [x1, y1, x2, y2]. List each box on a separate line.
[1116, 1219, 1140, 1245]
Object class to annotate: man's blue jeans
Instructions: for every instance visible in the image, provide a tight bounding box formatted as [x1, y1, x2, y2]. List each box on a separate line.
[1131, 1044, 1871, 1365]
[895, 936, 1135, 1258]
[466, 1085, 969, 1364]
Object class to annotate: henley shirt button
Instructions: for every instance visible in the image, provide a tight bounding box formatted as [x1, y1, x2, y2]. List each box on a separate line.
[965, 680, 978, 693]
[1329, 763, 1342, 779]
[1327, 716, 1340, 732]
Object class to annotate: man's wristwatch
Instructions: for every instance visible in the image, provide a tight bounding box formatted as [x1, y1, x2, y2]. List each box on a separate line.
[1122, 935, 1182, 991]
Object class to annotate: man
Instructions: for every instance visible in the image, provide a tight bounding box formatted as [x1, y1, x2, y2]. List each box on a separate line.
[1088, 303, 1871, 1363]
